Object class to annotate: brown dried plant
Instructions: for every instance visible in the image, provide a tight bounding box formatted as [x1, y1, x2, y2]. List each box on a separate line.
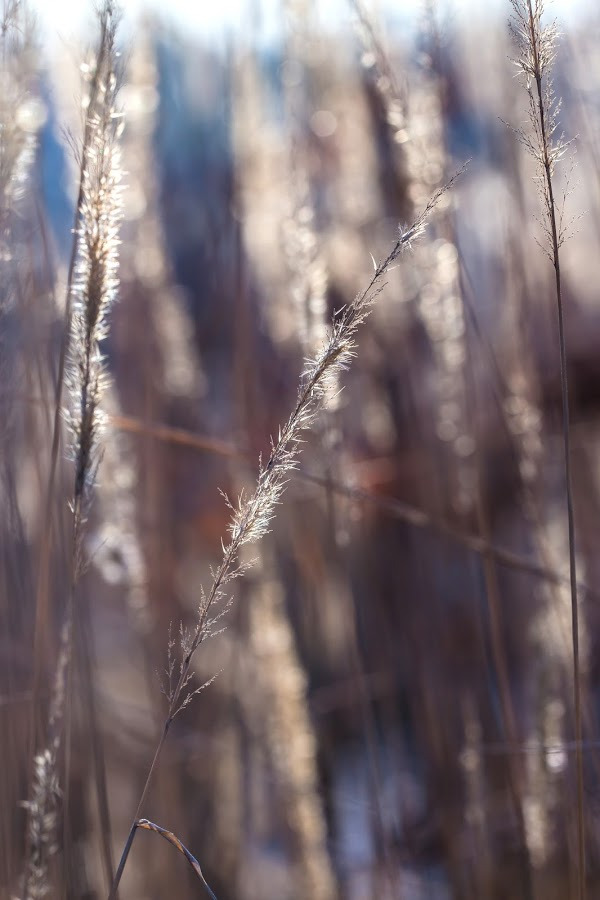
[0, 0, 38, 439]
[0, 0, 38, 228]
[109, 171, 464, 897]
[509, 0, 585, 896]
[22, 5, 123, 897]
[64, 23, 123, 560]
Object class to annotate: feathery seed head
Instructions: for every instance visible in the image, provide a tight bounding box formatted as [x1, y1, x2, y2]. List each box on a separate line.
[509, 0, 575, 255]
[167, 175, 461, 715]
[64, 18, 123, 524]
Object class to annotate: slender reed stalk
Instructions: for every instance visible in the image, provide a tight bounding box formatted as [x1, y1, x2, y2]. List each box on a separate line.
[108, 173, 463, 898]
[509, 1, 584, 895]
[27, 24, 118, 887]
[23, 6, 123, 897]
[30, 0, 114, 723]
[0, 0, 39, 519]
[356, 2, 529, 879]
[274, 11, 339, 892]
[61, 7, 123, 887]
[64, 13, 123, 564]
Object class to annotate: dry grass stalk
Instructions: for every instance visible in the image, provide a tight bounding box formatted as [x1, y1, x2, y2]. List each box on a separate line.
[407, 43, 475, 517]
[22, 6, 123, 896]
[509, 1, 585, 894]
[94, 396, 151, 634]
[0, 0, 39, 442]
[248, 554, 337, 900]
[0, 6, 46, 893]
[268, 15, 339, 894]
[351, 0, 411, 216]
[281, 151, 329, 372]
[30, 0, 119, 712]
[0, 0, 38, 228]
[90, 35, 168, 640]
[355, 0, 475, 516]
[109, 173, 462, 897]
[22, 624, 68, 899]
[231, 49, 290, 346]
[282, 0, 352, 538]
[65, 23, 123, 554]
[121, 33, 206, 403]
[355, 3, 531, 875]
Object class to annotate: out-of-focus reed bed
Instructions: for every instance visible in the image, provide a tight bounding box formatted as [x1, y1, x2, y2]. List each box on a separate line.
[3, 0, 600, 898]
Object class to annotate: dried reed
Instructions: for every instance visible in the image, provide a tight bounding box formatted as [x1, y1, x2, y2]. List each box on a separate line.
[22, 5, 123, 896]
[108, 172, 463, 897]
[509, 1, 585, 895]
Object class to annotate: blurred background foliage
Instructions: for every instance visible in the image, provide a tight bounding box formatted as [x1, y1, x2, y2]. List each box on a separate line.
[2, 0, 600, 897]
